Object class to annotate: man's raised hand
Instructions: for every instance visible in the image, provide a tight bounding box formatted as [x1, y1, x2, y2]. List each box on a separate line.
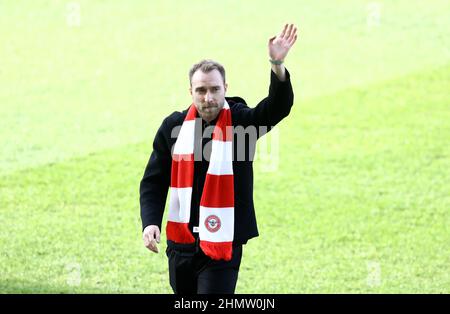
[268, 23, 298, 62]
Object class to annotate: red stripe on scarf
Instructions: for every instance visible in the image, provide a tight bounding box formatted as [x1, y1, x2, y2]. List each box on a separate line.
[200, 240, 233, 261]
[166, 221, 195, 243]
[200, 174, 234, 207]
[186, 105, 197, 120]
[213, 109, 233, 141]
[171, 154, 194, 188]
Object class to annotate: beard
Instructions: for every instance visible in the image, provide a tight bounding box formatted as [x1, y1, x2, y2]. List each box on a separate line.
[197, 100, 224, 121]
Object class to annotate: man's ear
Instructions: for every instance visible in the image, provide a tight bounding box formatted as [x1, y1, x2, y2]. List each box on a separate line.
[224, 83, 228, 93]
[189, 87, 192, 96]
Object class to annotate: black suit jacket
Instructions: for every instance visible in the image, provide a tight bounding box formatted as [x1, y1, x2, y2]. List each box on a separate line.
[140, 69, 294, 245]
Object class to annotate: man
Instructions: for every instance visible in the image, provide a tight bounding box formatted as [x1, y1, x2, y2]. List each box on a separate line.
[140, 24, 298, 294]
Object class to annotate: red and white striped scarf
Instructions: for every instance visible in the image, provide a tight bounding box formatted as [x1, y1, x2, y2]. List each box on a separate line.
[166, 100, 234, 261]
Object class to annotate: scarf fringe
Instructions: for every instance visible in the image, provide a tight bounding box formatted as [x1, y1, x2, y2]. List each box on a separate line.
[200, 240, 233, 261]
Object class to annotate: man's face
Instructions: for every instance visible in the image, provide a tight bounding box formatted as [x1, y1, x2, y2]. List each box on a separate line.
[190, 69, 227, 122]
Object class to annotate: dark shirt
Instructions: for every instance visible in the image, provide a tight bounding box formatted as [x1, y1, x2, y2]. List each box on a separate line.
[140, 69, 294, 245]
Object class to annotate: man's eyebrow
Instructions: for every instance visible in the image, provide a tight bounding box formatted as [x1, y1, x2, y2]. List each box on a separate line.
[194, 85, 221, 91]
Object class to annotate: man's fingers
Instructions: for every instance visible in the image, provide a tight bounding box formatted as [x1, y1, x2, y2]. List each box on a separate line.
[147, 245, 158, 253]
[153, 241, 160, 253]
[147, 239, 159, 253]
[285, 24, 294, 39]
[143, 233, 150, 245]
[280, 24, 288, 38]
[289, 33, 298, 46]
[143, 233, 159, 253]
[145, 240, 155, 252]
[285, 26, 298, 47]
[143, 231, 154, 246]
[290, 27, 297, 40]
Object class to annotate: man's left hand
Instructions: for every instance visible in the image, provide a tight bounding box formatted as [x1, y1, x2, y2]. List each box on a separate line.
[268, 23, 298, 62]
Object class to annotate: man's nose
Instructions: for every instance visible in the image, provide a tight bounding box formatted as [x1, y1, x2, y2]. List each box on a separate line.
[205, 92, 213, 102]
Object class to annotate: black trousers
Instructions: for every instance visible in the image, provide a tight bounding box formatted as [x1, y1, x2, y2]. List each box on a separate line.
[166, 240, 243, 294]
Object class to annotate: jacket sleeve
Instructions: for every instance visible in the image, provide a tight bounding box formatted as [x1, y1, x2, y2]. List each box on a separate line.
[235, 68, 294, 135]
[139, 118, 172, 231]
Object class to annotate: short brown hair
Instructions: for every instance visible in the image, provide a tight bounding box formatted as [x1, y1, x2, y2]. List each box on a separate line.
[189, 59, 226, 86]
